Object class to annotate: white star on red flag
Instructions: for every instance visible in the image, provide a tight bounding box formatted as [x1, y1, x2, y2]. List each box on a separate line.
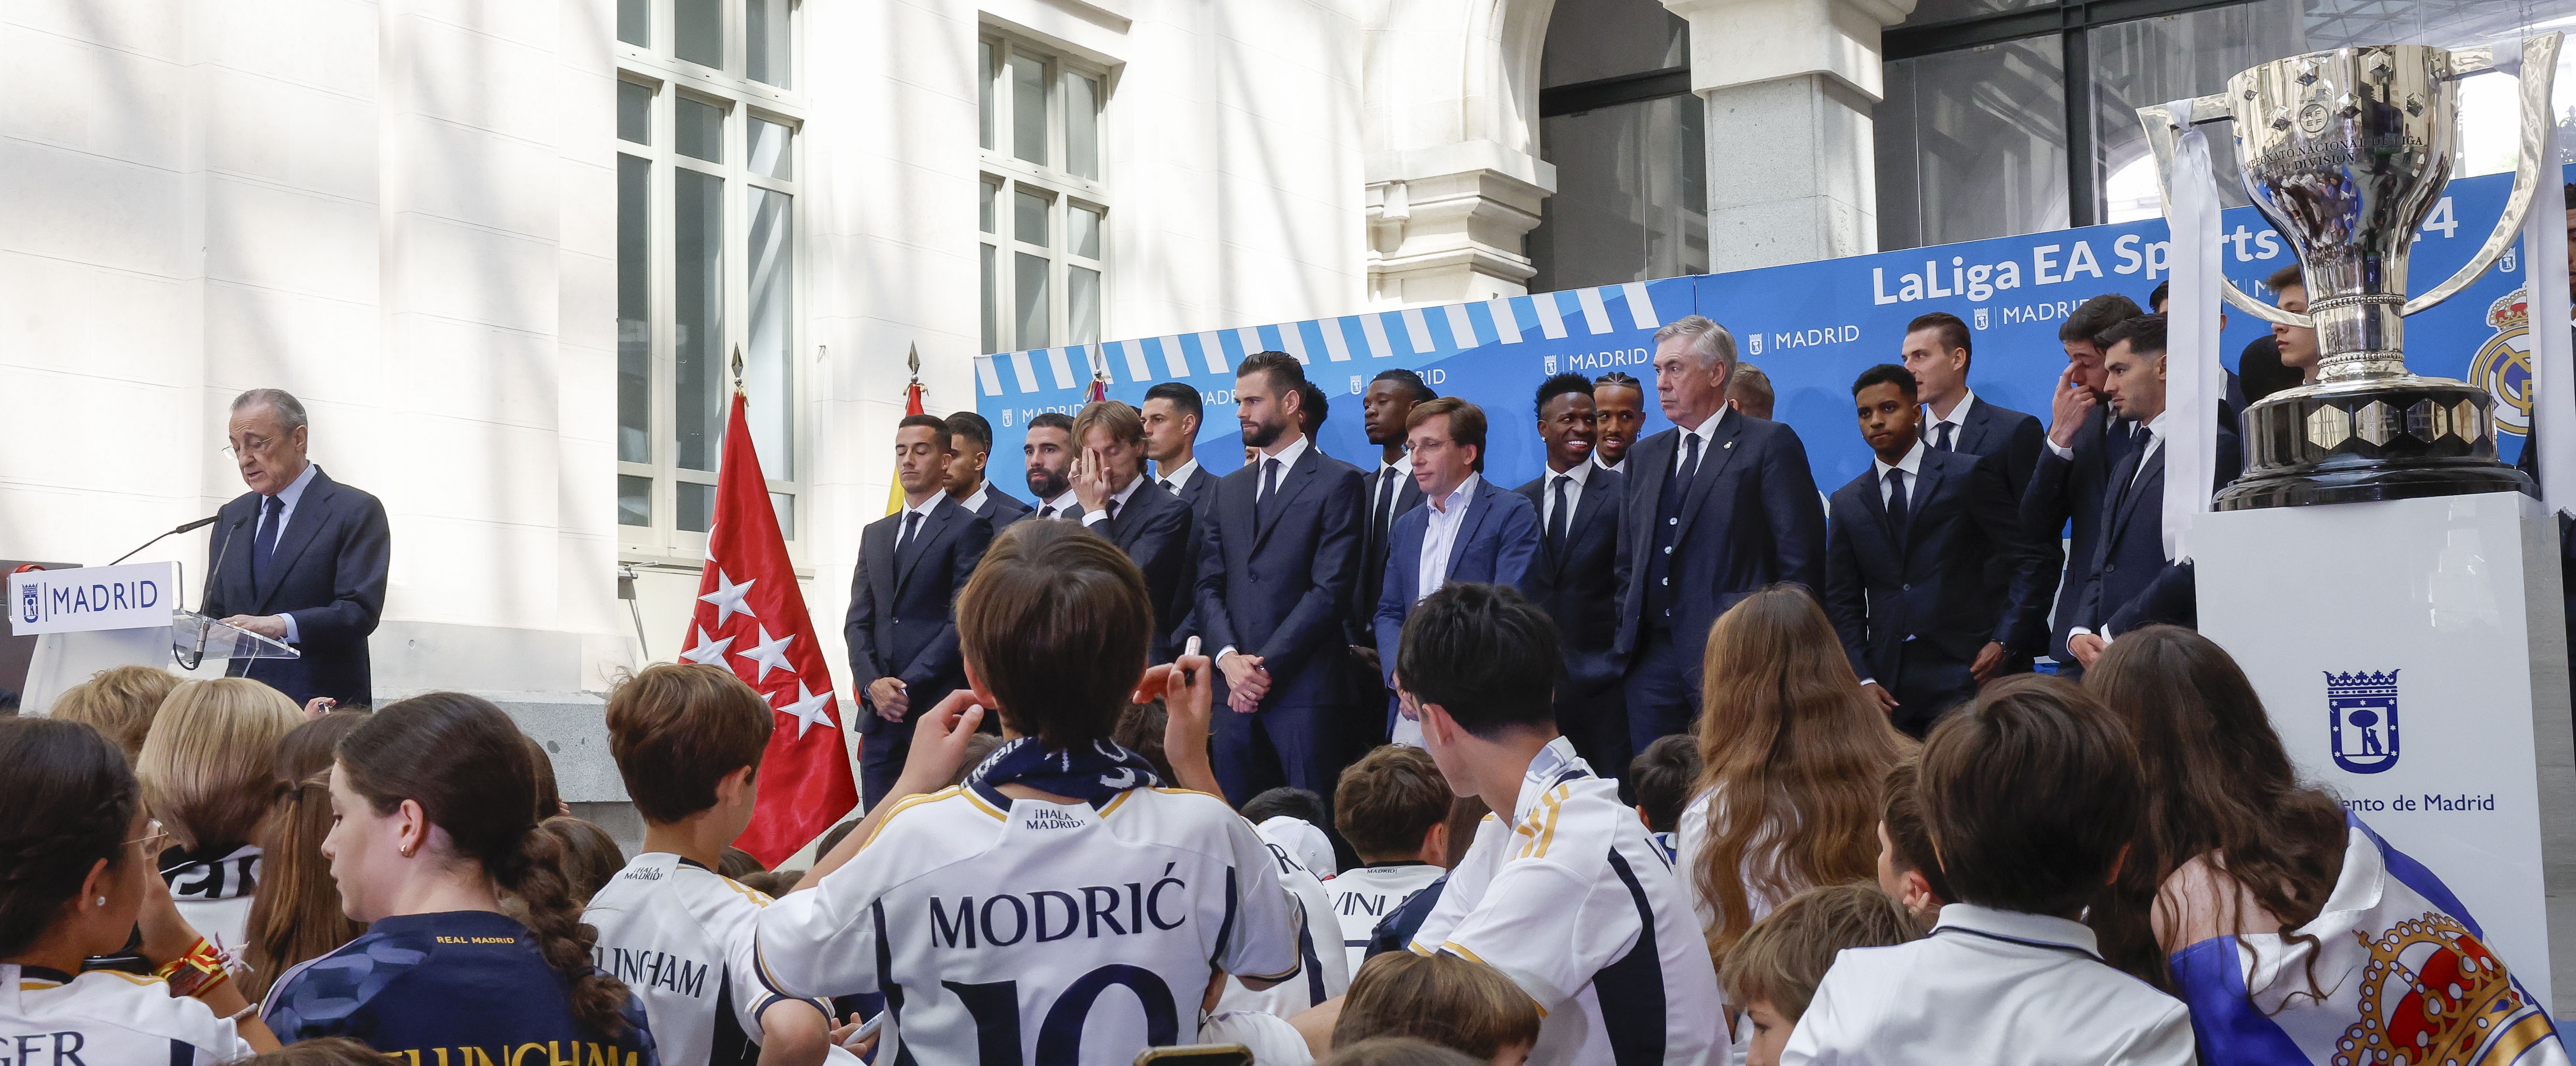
[681, 390, 857, 867]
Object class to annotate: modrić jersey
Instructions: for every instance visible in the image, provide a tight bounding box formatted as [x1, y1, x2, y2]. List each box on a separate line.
[263, 910, 660, 1066]
[586, 852, 831, 1066]
[2, 964, 254, 1065]
[1410, 737, 1721, 1066]
[754, 783, 1305, 1066]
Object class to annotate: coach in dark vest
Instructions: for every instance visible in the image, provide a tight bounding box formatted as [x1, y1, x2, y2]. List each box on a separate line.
[201, 388, 391, 707]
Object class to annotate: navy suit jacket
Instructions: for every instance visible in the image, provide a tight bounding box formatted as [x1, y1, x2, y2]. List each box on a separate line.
[1352, 464, 1428, 639]
[2073, 421, 2243, 638]
[844, 496, 992, 734]
[201, 465, 390, 706]
[1194, 441, 1367, 709]
[1161, 465, 1221, 650]
[1094, 479, 1197, 660]
[1823, 448, 2044, 686]
[1945, 398, 2047, 510]
[1613, 413, 1826, 655]
[1371, 477, 1541, 686]
[968, 485, 1031, 524]
[2019, 404, 2144, 662]
[1515, 467, 1625, 693]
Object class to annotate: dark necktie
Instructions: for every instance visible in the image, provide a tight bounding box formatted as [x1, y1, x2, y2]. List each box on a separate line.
[1106, 497, 1122, 523]
[1934, 422, 1955, 451]
[1374, 467, 1397, 530]
[251, 494, 283, 584]
[1039, 504, 1057, 520]
[1884, 469, 1909, 545]
[1680, 433, 1702, 483]
[1161, 477, 1179, 497]
[1261, 459, 1280, 504]
[1547, 475, 1571, 556]
[897, 510, 922, 554]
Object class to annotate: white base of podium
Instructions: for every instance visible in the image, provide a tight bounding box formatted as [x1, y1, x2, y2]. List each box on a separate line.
[21, 626, 172, 715]
[2196, 490, 2576, 1015]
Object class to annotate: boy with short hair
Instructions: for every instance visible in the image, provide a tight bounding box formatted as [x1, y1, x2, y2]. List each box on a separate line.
[1627, 734, 1699, 861]
[756, 522, 1306, 1064]
[1330, 745, 1454, 973]
[1784, 675, 2192, 1066]
[585, 662, 837, 1066]
[1398, 583, 1718, 1066]
[1716, 883, 1921, 1066]
[1873, 758, 1950, 932]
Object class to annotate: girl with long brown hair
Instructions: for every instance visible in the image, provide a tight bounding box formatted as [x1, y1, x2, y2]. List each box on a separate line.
[1677, 585, 1911, 986]
[239, 709, 370, 1001]
[2085, 626, 2559, 1064]
[261, 694, 656, 1063]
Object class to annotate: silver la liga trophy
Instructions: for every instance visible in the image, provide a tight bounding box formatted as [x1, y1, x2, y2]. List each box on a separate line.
[2142, 34, 2563, 508]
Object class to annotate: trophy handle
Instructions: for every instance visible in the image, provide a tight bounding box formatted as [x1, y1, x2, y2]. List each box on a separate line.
[2406, 32, 2565, 316]
[2138, 98, 2316, 329]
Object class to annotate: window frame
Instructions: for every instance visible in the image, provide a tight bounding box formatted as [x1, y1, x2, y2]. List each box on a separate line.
[979, 32, 1112, 356]
[615, 0, 812, 565]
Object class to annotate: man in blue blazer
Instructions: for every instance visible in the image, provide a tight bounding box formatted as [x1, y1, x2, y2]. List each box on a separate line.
[845, 414, 994, 807]
[1825, 365, 2046, 737]
[1068, 400, 1195, 662]
[1514, 374, 1627, 772]
[2064, 314, 2243, 669]
[1615, 316, 1826, 753]
[2018, 293, 2149, 680]
[1196, 352, 1367, 805]
[202, 389, 390, 707]
[1371, 397, 1540, 741]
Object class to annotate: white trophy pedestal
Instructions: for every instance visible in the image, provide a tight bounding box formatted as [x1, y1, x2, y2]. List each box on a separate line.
[2196, 490, 2576, 1014]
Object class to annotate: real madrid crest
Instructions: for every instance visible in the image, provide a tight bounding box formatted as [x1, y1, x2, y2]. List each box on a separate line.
[2471, 287, 2533, 440]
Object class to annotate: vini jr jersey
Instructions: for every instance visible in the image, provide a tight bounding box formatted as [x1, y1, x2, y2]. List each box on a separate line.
[2, 965, 253, 1066]
[585, 853, 827, 1066]
[1410, 737, 1721, 1066]
[1327, 863, 1443, 974]
[754, 784, 1305, 1066]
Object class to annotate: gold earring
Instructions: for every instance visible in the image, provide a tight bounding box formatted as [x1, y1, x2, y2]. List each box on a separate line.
[400, 844, 415, 858]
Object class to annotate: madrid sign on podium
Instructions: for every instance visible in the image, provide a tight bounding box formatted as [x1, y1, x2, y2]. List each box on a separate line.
[9, 562, 297, 713]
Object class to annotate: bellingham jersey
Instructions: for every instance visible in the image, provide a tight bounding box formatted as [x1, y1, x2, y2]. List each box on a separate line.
[753, 783, 1305, 1066]
[2, 965, 254, 1065]
[585, 852, 827, 1066]
[1409, 737, 1720, 1066]
[1328, 864, 1443, 974]
[1212, 824, 1350, 1017]
[263, 910, 660, 1066]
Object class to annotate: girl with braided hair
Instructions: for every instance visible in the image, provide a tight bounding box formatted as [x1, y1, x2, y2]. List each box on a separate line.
[0, 716, 281, 1062]
[262, 693, 658, 1064]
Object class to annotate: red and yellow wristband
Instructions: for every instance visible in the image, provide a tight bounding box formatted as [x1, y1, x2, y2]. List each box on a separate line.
[153, 938, 231, 1000]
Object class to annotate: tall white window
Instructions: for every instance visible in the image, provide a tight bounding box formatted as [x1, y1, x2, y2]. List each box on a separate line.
[979, 35, 1110, 354]
[616, 0, 806, 558]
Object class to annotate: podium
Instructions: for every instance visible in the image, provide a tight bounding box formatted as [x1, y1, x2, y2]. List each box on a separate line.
[8, 562, 298, 714]
[2196, 491, 2576, 1015]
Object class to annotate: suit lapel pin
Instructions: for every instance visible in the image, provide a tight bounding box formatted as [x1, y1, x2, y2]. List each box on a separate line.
[1724, 441, 1734, 449]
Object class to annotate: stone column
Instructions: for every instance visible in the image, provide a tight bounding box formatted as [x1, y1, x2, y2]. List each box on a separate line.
[1665, 0, 1914, 272]
[1367, 145, 1552, 306]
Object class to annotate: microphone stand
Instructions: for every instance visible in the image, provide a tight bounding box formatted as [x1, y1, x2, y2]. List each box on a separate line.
[175, 518, 247, 671]
[108, 515, 219, 566]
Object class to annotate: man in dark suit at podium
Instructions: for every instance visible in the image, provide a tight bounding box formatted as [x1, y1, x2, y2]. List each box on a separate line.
[1616, 316, 1825, 751]
[1515, 373, 1627, 772]
[1825, 365, 2041, 738]
[846, 413, 994, 806]
[202, 388, 390, 708]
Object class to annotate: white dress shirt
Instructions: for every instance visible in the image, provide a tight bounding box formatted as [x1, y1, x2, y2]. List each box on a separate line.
[1220, 434, 1313, 664]
[2068, 409, 2167, 643]
[1080, 474, 1148, 528]
[1872, 439, 1927, 510]
[1157, 458, 1203, 497]
[1676, 407, 1728, 475]
[1782, 903, 2195, 1066]
[1924, 390, 1979, 451]
[1538, 460, 1593, 528]
[955, 481, 991, 514]
[1414, 473, 1479, 603]
[892, 492, 944, 550]
[1596, 455, 1627, 477]
[1370, 452, 1415, 533]
[1033, 488, 1079, 519]
[252, 462, 321, 644]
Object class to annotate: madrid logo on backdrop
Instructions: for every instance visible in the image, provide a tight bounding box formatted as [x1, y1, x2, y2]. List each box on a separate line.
[2327, 669, 2401, 774]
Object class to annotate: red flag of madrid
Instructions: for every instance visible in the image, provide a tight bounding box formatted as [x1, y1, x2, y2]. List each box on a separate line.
[682, 390, 856, 866]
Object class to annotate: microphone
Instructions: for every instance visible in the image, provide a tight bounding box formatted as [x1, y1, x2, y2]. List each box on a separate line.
[177, 517, 248, 671]
[108, 515, 221, 566]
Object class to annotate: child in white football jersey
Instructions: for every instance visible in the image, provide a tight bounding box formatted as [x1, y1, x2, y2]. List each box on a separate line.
[0, 717, 279, 1064]
[1327, 747, 1453, 975]
[584, 663, 841, 1066]
[757, 521, 1306, 1066]
[1394, 583, 1720, 1066]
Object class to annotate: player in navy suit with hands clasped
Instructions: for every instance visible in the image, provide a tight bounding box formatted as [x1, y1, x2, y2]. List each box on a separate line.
[845, 414, 994, 807]
[1514, 374, 1628, 773]
[1371, 397, 1540, 743]
[1824, 365, 2046, 738]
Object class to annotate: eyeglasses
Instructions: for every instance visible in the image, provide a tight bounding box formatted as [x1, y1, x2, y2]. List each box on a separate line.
[127, 820, 171, 853]
[221, 434, 279, 458]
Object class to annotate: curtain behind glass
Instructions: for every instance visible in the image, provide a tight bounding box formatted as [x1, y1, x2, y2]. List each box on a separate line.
[1876, 38, 2071, 251]
[1527, 96, 1708, 292]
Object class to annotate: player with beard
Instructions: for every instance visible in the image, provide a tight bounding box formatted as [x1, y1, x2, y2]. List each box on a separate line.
[1020, 412, 1079, 521]
[1591, 372, 1645, 477]
[1195, 352, 1369, 806]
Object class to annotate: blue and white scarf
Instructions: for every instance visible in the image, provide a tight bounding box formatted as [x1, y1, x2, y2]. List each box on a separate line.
[965, 737, 1163, 808]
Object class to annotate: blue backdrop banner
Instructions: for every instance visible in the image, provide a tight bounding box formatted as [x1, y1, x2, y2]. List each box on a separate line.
[974, 167, 2558, 501]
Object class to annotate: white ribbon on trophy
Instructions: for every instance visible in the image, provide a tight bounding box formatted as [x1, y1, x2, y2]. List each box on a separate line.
[2159, 96, 2226, 561]
[2521, 113, 2576, 514]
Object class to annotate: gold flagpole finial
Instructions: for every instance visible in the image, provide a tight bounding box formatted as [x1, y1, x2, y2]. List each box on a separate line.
[730, 343, 746, 394]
